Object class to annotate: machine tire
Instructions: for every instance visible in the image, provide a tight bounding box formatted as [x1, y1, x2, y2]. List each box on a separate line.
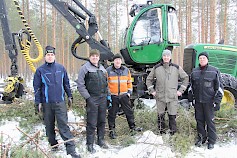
[220, 73, 237, 107]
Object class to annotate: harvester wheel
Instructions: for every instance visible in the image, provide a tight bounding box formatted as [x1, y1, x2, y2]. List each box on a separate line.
[220, 73, 237, 109]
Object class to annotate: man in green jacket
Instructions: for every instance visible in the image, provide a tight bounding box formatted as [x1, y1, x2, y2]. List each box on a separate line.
[146, 49, 189, 135]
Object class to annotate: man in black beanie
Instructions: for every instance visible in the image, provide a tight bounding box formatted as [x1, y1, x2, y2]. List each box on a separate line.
[188, 51, 223, 150]
[198, 51, 209, 59]
[45, 45, 56, 55]
[33, 46, 80, 158]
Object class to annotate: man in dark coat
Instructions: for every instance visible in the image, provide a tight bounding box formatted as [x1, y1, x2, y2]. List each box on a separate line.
[189, 51, 223, 149]
[33, 46, 80, 158]
[77, 49, 109, 153]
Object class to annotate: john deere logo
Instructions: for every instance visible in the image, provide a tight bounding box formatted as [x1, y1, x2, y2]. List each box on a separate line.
[204, 46, 237, 52]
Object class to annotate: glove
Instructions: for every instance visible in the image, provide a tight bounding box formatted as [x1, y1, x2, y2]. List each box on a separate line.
[34, 103, 42, 114]
[189, 100, 195, 108]
[68, 97, 73, 109]
[213, 103, 220, 111]
[107, 95, 112, 109]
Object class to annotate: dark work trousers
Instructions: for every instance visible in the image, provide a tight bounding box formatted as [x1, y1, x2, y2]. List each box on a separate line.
[43, 102, 75, 154]
[108, 94, 135, 130]
[86, 96, 107, 145]
[194, 102, 216, 144]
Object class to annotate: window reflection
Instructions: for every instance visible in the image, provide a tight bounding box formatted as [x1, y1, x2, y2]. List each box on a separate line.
[131, 8, 161, 46]
[168, 8, 179, 43]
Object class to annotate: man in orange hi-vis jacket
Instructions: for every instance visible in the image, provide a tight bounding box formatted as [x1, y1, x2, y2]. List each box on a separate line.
[106, 54, 142, 139]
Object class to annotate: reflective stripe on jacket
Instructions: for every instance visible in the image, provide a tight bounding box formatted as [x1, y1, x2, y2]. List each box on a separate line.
[33, 62, 72, 104]
[106, 65, 132, 96]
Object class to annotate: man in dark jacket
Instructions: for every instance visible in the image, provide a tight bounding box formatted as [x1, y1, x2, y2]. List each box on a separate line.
[146, 49, 189, 135]
[188, 51, 223, 150]
[77, 49, 109, 153]
[106, 54, 142, 139]
[33, 46, 80, 158]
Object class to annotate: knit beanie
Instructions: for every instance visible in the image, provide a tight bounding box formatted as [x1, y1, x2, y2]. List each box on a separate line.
[162, 49, 172, 56]
[113, 53, 123, 60]
[45, 46, 55, 55]
[198, 51, 209, 59]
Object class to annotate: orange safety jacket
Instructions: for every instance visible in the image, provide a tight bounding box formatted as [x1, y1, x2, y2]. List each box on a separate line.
[106, 65, 133, 96]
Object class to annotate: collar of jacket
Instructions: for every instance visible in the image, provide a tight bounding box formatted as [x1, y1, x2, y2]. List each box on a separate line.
[198, 63, 209, 70]
[112, 64, 125, 71]
[89, 61, 101, 68]
[161, 60, 172, 66]
[45, 61, 55, 66]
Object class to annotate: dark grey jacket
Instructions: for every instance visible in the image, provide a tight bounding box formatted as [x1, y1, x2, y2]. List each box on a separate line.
[77, 61, 108, 99]
[189, 64, 223, 104]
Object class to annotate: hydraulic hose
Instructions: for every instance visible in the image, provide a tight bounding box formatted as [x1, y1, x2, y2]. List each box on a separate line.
[13, 0, 43, 72]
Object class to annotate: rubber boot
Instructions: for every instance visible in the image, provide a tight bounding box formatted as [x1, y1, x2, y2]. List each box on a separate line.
[168, 115, 177, 135]
[158, 113, 165, 134]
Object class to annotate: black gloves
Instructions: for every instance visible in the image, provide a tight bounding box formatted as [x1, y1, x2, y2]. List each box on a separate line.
[213, 103, 220, 111]
[34, 103, 42, 114]
[68, 97, 73, 109]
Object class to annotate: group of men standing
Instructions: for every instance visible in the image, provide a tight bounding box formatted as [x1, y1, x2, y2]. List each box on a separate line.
[33, 47, 141, 157]
[33, 46, 223, 157]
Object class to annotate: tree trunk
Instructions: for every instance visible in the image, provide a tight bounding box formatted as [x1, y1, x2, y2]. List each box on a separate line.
[210, 0, 216, 43]
[44, 0, 47, 46]
[107, 0, 111, 44]
[201, 0, 205, 42]
[223, 0, 228, 44]
[52, 6, 56, 47]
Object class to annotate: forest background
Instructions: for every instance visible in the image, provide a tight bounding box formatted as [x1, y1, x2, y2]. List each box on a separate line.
[0, 0, 237, 80]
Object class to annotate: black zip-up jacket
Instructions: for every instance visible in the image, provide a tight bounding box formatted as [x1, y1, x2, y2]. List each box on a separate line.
[33, 62, 72, 104]
[189, 64, 223, 104]
[77, 61, 108, 99]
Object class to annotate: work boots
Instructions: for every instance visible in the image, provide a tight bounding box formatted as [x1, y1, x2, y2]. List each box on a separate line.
[168, 115, 177, 135]
[157, 113, 165, 134]
[68, 151, 81, 158]
[97, 137, 109, 149]
[87, 144, 96, 153]
[87, 134, 96, 153]
[130, 126, 143, 136]
[195, 134, 207, 147]
[109, 129, 117, 139]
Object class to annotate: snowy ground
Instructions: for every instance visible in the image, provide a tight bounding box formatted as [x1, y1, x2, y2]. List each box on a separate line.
[0, 79, 237, 157]
[1, 110, 237, 158]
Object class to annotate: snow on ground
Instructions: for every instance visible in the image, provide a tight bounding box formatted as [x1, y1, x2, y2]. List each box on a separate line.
[1, 111, 237, 158]
[186, 140, 237, 158]
[1, 78, 237, 157]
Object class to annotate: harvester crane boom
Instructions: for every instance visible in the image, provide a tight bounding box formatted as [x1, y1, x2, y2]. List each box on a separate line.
[0, 0, 18, 76]
[47, 0, 114, 61]
[0, 0, 43, 103]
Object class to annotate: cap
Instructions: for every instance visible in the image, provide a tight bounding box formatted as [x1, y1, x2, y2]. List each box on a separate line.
[198, 51, 209, 59]
[89, 49, 100, 57]
[162, 49, 172, 56]
[113, 53, 123, 60]
[45, 45, 55, 55]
